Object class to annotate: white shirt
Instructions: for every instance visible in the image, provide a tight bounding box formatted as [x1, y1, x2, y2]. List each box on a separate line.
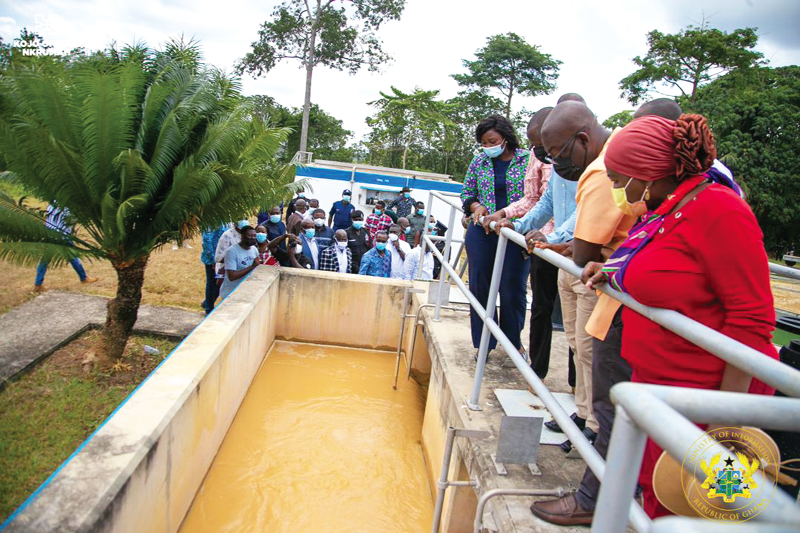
[402, 247, 434, 280]
[334, 245, 349, 274]
[214, 227, 239, 263]
[389, 238, 411, 279]
[306, 237, 319, 268]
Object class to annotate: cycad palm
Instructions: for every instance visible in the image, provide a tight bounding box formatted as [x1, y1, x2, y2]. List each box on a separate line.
[0, 55, 294, 367]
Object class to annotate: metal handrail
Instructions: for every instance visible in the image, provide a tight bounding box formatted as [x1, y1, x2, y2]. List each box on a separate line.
[770, 262, 800, 281]
[473, 488, 566, 533]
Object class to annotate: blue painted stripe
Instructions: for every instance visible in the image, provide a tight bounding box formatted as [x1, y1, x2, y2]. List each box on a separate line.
[295, 166, 463, 194]
[0, 317, 209, 530]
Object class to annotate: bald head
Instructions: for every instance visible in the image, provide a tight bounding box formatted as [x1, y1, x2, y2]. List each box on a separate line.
[557, 93, 586, 105]
[634, 98, 682, 121]
[541, 101, 609, 181]
[541, 101, 596, 151]
[526, 107, 554, 147]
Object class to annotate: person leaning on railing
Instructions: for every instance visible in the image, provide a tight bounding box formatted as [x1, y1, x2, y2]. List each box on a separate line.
[580, 113, 779, 519]
[461, 114, 532, 361]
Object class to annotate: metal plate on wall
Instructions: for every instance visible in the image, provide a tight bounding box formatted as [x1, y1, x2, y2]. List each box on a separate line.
[495, 416, 543, 465]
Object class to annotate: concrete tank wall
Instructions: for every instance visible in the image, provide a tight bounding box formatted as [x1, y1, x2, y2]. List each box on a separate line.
[4, 267, 281, 533]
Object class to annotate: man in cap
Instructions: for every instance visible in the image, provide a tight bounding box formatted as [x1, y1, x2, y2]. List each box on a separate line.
[328, 188, 356, 232]
[388, 186, 416, 218]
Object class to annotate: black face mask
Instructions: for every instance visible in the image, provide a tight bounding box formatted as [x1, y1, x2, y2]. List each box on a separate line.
[533, 145, 549, 165]
[245, 237, 257, 247]
[551, 137, 589, 182]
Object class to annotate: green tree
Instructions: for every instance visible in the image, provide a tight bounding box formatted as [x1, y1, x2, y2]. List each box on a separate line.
[0, 50, 295, 367]
[681, 65, 800, 256]
[238, 0, 405, 155]
[452, 33, 560, 118]
[603, 110, 634, 129]
[620, 24, 764, 105]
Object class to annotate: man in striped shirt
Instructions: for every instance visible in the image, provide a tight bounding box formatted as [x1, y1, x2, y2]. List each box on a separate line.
[34, 203, 98, 292]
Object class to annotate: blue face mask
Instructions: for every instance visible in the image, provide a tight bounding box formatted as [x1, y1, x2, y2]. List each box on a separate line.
[404, 193, 410, 198]
[237, 219, 249, 230]
[482, 142, 505, 158]
[255, 233, 267, 243]
[342, 196, 350, 203]
[297, 193, 305, 198]
[404, 226, 411, 234]
[417, 209, 425, 215]
[269, 215, 281, 224]
[353, 221, 365, 230]
[376, 242, 387, 251]
[304, 228, 315, 239]
[374, 209, 383, 215]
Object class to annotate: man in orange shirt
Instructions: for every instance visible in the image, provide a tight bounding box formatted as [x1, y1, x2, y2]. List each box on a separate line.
[530, 101, 636, 526]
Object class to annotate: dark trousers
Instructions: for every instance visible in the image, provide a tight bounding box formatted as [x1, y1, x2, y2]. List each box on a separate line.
[203, 264, 220, 314]
[465, 223, 530, 350]
[576, 308, 634, 510]
[528, 255, 560, 378]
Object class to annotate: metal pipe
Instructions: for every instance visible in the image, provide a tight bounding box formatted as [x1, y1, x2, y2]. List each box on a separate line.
[467, 234, 508, 411]
[610, 383, 800, 525]
[491, 221, 800, 398]
[473, 487, 566, 533]
[590, 407, 648, 533]
[425, 235, 465, 244]
[424, 235, 651, 531]
[430, 190, 465, 211]
[770, 262, 800, 281]
[431, 427, 457, 533]
[433, 206, 458, 321]
[406, 303, 469, 381]
[393, 288, 414, 390]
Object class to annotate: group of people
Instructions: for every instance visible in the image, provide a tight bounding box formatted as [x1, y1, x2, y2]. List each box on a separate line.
[199, 188, 442, 314]
[460, 94, 777, 525]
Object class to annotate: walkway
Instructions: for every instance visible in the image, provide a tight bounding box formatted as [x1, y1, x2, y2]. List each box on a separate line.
[0, 291, 203, 389]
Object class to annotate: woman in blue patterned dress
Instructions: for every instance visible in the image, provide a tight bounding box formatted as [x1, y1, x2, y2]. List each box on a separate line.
[461, 115, 531, 360]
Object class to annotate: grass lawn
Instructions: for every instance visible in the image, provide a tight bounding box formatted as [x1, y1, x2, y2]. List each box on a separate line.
[0, 330, 180, 522]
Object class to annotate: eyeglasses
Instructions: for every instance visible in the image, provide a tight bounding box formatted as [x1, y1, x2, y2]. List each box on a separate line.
[546, 127, 586, 164]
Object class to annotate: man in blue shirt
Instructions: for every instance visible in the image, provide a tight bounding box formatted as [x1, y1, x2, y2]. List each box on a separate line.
[358, 231, 392, 277]
[201, 224, 227, 314]
[328, 188, 356, 232]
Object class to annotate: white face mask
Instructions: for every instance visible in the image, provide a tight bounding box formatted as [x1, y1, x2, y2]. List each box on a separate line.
[295, 244, 303, 254]
[389, 234, 399, 242]
[336, 240, 348, 250]
[314, 218, 324, 226]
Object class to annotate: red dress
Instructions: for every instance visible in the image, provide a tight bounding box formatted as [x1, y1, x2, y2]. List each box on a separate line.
[621, 184, 778, 517]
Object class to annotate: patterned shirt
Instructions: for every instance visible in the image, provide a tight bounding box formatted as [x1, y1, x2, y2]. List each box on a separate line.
[503, 156, 555, 234]
[460, 149, 529, 214]
[214, 227, 240, 263]
[358, 247, 392, 277]
[365, 213, 393, 244]
[319, 245, 352, 274]
[388, 195, 416, 218]
[201, 225, 226, 265]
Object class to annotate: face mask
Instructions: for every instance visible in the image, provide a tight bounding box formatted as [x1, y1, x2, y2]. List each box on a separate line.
[304, 228, 315, 239]
[269, 215, 281, 224]
[314, 218, 324, 227]
[403, 193, 410, 198]
[482, 141, 505, 158]
[255, 233, 267, 243]
[353, 221, 365, 229]
[342, 196, 350, 203]
[428, 223, 436, 229]
[295, 244, 303, 254]
[245, 238, 257, 247]
[404, 226, 411, 234]
[237, 219, 249, 230]
[374, 209, 383, 215]
[611, 177, 649, 217]
[417, 209, 424, 215]
[376, 242, 387, 251]
[551, 131, 589, 182]
[533, 145, 549, 165]
[297, 193, 305, 198]
[389, 234, 399, 242]
[336, 240, 348, 250]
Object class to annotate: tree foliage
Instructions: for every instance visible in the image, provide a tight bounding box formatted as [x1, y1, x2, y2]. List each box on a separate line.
[0, 44, 296, 365]
[620, 24, 764, 105]
[452, 33, 560, 118]
[682, 66, 800, 256]
[603, 110, 634, 129]
[238, 0, 405, 152]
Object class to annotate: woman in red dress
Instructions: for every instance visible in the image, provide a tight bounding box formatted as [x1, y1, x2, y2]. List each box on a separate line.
[582, 114, 779, 518]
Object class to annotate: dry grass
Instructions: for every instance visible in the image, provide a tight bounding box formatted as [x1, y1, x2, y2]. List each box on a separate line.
[772, 279, 800, 314]
[1, 236, 206, 316]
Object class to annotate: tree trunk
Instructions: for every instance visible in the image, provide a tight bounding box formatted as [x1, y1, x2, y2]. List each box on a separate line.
[402, 142, 408, 169]
[299, 24, 318, 154]
[96, 255, 149, 369]
[505, 94, 512, 120]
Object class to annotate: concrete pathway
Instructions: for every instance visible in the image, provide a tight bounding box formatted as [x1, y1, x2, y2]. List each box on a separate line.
[0, 291, 203, 389]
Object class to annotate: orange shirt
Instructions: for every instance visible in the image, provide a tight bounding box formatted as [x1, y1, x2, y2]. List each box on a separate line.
[573, 129, 636, 341]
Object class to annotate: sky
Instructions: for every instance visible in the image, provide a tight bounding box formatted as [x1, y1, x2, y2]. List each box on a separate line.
[1, 0, 799, 145]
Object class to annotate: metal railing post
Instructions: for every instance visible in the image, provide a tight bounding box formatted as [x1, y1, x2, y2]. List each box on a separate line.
[433, 206, 458, 321]
[473, 487, 565, 533]
[590, 407, 648, 533]
[467, 234, 508, 411]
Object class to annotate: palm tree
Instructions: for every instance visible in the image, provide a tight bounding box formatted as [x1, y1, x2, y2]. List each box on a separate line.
[0, 50, 296, 368]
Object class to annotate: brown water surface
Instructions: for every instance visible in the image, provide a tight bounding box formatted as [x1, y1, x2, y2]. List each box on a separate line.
[180, 341, 432, 533]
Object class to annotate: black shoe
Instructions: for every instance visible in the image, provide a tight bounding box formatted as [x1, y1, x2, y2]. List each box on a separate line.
[545, 412, 586, 433]
[560, 427, 597, 453]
